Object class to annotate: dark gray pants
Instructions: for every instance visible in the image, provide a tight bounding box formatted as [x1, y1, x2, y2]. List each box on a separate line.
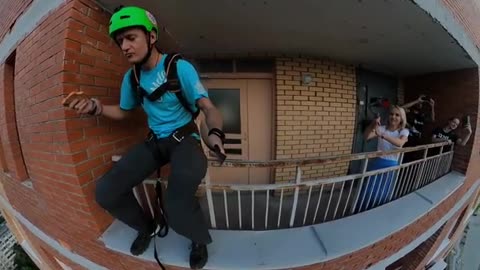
[95, 136, 212, 244]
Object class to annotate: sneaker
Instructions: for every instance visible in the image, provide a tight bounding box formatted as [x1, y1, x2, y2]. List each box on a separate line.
[189, 242, 208, 269]
[130, 225, 159, 256]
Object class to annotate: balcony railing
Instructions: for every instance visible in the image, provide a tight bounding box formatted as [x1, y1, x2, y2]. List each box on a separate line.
[116, 141, 454, 231]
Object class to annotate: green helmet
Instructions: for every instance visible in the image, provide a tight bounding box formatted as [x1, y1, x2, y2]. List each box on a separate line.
[109, 6, 158, 38]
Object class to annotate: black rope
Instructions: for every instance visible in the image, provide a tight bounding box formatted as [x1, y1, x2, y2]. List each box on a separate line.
[153, 169, 168, 270]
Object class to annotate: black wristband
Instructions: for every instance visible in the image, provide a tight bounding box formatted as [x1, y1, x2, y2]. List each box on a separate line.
[208, 128, 226, 144]
[87, 99, 97, 115]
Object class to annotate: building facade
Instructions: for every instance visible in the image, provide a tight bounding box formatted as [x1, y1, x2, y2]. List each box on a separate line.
[0, 0, 479, 269]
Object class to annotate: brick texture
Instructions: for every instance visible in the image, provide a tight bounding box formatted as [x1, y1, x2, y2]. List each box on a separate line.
[274, 58, 356, 181]
[0, 0, 33, 42]
[402, 67, 480, 269]
[0, 1, 479, 270]
[386, 224, 443, 270]
[0, 0, 145, 266]
[2, 0, 112, 246]
[61, 0, 148, 232]
[442, 0, 480, 51]
[404, 69, 478, 173]
[0, 56, 29, 181]
[422, 205, 470, 267]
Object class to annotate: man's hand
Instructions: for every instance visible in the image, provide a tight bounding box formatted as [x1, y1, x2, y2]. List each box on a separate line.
[417, 95, 426, 103]
[428, 98, 435, 107]
[62, 91, 102, 115]
[69, 98, 95, 114]
[464, 123, 473, 134]
[374, 125, 383, 137]
[207, 134, 226, 155]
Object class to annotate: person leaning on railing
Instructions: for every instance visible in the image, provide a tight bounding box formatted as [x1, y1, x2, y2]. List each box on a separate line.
[430, 117, 472, 154]
[357, 105, 410, 212]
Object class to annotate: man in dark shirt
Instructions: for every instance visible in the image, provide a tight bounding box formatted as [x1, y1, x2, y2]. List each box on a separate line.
[429, 117, 472, 156]
[432, 117, 472, 146]
[403, 95, 435, 140]
[401, 95, 435, 162]
[432, 126, 458, 142]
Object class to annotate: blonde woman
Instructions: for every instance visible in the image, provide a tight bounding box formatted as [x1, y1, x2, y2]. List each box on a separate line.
[357, 105, 409, 211]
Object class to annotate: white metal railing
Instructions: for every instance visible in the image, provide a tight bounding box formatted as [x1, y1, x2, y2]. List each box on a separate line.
[125, 141, 454, 231]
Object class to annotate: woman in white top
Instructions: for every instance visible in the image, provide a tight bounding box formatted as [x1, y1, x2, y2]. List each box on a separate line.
[356, 105, 409, 212]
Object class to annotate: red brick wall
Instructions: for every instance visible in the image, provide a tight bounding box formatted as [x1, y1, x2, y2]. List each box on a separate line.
[411, 204, 467, 270]
[0, 55, 29, 181]
[388, 224, 443, 270]
[401, 67, 480, 267]
[441, 0, 480, 193]
[0, 0, 33, 42]
[0, 0, 101, 255]
[442, 0, 480, 51]
[404, 69, 479, 173]
[61, 0, 148, 232]
[0, 1, 75, 249]
[439, 4, 480, 233]
[0, 0, 147, 266]
[0, 0, 155, 268]
[0, 1, 478, 270]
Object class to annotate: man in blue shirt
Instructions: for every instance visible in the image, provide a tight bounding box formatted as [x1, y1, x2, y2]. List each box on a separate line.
[64, 6, 225, 269]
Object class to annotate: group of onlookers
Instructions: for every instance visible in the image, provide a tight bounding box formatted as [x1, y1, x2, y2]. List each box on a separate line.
[355, 95, 472, 212]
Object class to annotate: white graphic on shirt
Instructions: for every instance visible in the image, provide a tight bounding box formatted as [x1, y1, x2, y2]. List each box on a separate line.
[435, 133, 451, 141]
[149, 70, 167, 102]
[414, 119, 423, 125]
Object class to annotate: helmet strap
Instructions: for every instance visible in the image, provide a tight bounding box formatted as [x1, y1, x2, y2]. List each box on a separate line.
[138, 34, 154, 67]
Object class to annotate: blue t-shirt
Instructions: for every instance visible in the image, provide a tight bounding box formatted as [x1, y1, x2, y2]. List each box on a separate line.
[119, 55, 208, 138]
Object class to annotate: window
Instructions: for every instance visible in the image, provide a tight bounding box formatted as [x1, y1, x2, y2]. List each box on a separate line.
[209, 89, 241, 134]
[208, 88, 242, 156]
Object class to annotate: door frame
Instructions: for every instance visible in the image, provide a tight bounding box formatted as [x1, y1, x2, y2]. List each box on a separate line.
[200, 73, 273, 80]
[200, 72, 276, 184]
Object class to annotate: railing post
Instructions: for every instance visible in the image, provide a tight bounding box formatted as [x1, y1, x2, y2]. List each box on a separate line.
[388, 152, 404, 202]
[447, 143, 454, 173]
[251, 190, 255, 230]
[223, 189, 229, 229]
[426, 146, 439, 183]
[143, 183, 156, 218]
[265, 189, 270, 229]
[414, 147, 429, 190]
[238, 190, 242, 229]
[204, 168, 217, 229]
[324, 182, 336, 221]
[303, 186, 313, 225]
[289, 166, 301, 227]
[433, 145, 444, 179]
[351, 157, 369, 214]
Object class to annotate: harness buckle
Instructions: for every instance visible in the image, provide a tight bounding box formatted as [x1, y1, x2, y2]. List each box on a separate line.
[146, 132, 156, 143]
[172, 131, 184, 143]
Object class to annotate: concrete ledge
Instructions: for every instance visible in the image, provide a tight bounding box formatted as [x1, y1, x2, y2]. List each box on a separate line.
[100, 172, 466, 270]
